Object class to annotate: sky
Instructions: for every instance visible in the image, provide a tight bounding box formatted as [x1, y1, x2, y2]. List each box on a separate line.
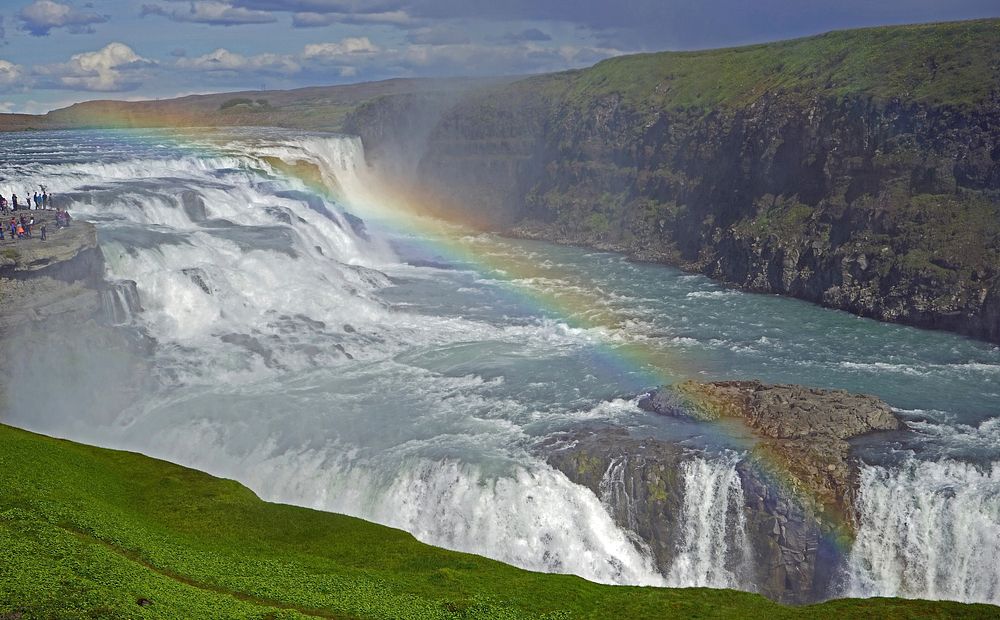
[0, 1, 997, 114]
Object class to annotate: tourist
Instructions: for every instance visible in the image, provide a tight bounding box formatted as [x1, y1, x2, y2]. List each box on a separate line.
[11, 194, 18, 211]
[39, 223, 46, 241]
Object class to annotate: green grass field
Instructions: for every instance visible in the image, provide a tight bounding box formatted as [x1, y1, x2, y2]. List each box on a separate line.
[1, 423, 996, 619]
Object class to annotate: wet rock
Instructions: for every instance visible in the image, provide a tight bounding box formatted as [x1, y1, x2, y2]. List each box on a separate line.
[541, 428, 687, 577]
[670, 379, 902, 520]
[180, 190, 207, 222]
[543, 380, 904, 604]
[182, 268, 212, 295]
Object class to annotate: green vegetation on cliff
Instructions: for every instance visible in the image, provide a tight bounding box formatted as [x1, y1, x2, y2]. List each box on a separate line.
[1, 423, 997, 619]
[557, 18, 1000, 110]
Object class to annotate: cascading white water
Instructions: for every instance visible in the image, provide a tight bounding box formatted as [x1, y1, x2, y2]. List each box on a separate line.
[846, 459, 1000, 605]
[599, 457, 641, 533]
[666, 455, 753, 589]
[2, 130, 667, 588]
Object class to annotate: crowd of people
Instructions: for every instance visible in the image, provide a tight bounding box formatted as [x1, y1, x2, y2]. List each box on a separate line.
[0, 186, 71, 242]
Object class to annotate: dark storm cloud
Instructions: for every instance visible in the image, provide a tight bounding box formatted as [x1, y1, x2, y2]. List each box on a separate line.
[405, 0, 1000, 48]
[18, 0, 109, 36]
[141, 2, 278, 26]
[234, 0, 406, 13]
[231, 0, 999, 49]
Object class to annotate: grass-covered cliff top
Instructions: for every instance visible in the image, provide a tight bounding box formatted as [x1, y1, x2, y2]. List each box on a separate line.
[1, 423, 997, 619]
[548, 18, 1000, 110]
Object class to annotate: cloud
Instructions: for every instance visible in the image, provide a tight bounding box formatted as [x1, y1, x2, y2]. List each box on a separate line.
[396, 41, 621, 76]
[302, 36, 379, 59]
[234, 1, 406, 12]
[0, 59, 24, 87]
[291, 9, 412, 27]
[504, 28, 551, 42]
[141, 1, 277, 26]
[168, 37, 380, 86]
[37, 42, 154, 91]
[176, 48, 301, 74]
[406, 25, 470, 45]
[18, 0, 109, 36]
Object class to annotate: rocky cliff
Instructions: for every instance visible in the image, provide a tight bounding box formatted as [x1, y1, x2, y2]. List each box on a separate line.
[346, 19, 1000, 343]
[543, 380, 903, 604]
[0, 216, 148, 424]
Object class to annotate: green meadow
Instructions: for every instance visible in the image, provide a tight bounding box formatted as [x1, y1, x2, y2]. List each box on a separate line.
[1, 423, 996, 619]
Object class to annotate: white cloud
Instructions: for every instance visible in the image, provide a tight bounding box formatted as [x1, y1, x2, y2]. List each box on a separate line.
[177, 48, 301, 73]
[302, 37, 379, 59]
[37, 42, 154, 91]
[18, 0, 108, 36]
[291, 9, 413, 27]
[0, 59, 23, 87]
[141, 2, 277, 26]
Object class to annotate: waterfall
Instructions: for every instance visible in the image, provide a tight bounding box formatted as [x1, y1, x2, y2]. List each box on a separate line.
[666, 455, 754, 589]
[101, 279, 141, 325]
[846, 459, 1000, 605]
[599, 457, 641, 533]
[2, 130, 668, 589]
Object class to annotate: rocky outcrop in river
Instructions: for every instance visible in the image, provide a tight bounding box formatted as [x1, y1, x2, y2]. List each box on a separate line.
[543, 380, 903, 603]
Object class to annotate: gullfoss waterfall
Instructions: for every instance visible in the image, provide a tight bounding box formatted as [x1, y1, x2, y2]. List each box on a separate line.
[1, 129, 999, 603]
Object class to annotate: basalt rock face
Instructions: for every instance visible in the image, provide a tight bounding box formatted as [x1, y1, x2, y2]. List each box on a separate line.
[345, 36, 1000, 343]
[0, 219, 106, 328]
[542, 429, 688, 580]
[662, 380, 903, 518]
[544, 381, 903, 604]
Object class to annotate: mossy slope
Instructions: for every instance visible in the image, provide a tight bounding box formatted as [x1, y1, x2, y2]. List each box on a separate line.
[1, 423, 997, 619]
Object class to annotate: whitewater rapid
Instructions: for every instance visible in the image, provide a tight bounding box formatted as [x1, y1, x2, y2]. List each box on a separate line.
[1, 128, 999, 603]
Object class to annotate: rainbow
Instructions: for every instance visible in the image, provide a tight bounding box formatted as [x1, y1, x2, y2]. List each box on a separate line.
[47, 124, 858, 555]
[265, 134, 859, 553]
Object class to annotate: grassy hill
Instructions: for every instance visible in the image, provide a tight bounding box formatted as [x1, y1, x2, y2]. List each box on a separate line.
[556, 18, 1000, 111]
[0, 423, 996, 619]
[0, 77, 505, 132]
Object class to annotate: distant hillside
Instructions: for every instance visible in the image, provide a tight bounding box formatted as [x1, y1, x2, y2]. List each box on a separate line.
[0, 77, 502, 132]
